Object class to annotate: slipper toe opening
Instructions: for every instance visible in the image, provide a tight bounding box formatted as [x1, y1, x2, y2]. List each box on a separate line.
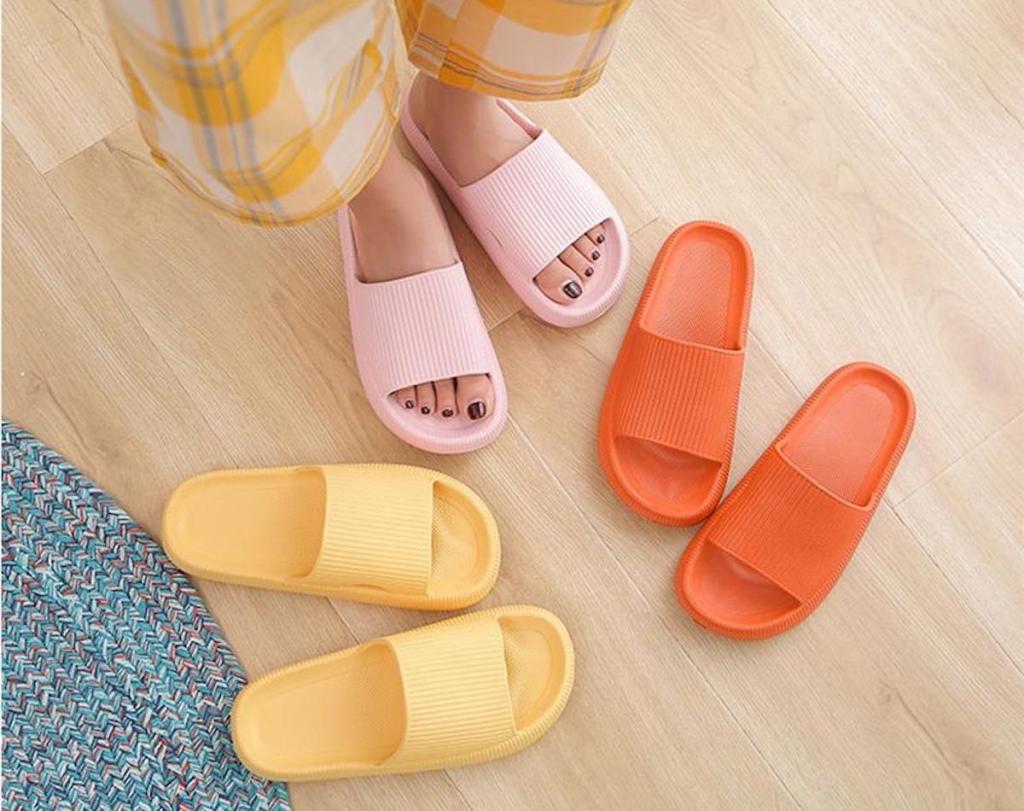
[233, 642, 403, 779]
[164, 469, 323, 581]
[681, 541, 801, 630]
[610, 434, 723, 523]
[498, 613, 571, 732]
[376, 373, 508, 453]
[427, 480, 499, 603]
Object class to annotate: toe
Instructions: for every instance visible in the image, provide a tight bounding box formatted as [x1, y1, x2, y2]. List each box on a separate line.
[535, 260, 584, 303]
[587, 224, 606, 246]
[573, 235, 601, 266]
[397, 386, 416, 411]
[415, 382, 435, 415]
[557, 247, 592, 284]
[457, 374, 494, 421]
[435, 378, 456, 418]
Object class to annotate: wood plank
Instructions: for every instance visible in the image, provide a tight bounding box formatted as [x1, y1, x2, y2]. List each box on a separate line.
[765, 0, 1024, 292]
[2, 0, 133, 171]
[897, 415, 1024, 670]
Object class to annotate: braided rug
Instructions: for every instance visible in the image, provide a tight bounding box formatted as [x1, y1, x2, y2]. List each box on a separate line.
[2, 422, 290, 811]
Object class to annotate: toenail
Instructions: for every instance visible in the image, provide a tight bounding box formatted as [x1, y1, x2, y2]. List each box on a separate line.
[421, 406, 431, 415]
[442, 408, 454, 418]
[404, 400, 414, 409]
[584, 267, 594, 277]
[591, 250, 600, 260]
[468, 401, 486, 420]
[596, 234, 605, 244]
[563, 281, 582, 299]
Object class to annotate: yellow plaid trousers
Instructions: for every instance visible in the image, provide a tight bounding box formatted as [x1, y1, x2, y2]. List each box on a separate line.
[104, 1, 633, 226]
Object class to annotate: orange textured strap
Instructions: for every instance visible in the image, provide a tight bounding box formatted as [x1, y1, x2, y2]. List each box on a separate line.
[386, 618, 515, 766]
[709, 446, 870, 603]
[614, 329, 744, 462]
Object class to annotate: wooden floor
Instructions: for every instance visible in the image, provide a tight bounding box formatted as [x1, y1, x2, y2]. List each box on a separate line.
[4, 1, 1023, 808]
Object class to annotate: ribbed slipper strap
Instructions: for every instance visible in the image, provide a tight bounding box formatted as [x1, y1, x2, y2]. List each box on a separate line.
[348, 263, 497, 401]
[385, 617, 515, 766]
[457, 130, 614, 276]
[613, 330, 744, 463]
[299, 465, 433, 594]
[708, 446, 871, 603]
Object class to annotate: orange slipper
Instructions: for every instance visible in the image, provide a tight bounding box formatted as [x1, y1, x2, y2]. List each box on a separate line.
[598, 222, 754, 525]
[675, 363, 915, 640]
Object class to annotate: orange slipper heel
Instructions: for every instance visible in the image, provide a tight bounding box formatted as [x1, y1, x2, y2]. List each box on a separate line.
[675, 362, 915, 640]
[598, 222, 754, 526]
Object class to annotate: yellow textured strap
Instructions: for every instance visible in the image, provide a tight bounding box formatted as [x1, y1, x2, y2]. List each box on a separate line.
[300, 465, 433, 593]
[386, 618, 515, 766]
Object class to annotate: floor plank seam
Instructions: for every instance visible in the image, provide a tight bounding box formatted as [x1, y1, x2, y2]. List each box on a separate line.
[885, 503, 1024, 679]
[36, 164, 230, 457]
[35, 121, 134, 178]
[892, 410, 1024, 508]
[486, 303, 526, 334]
[760, 0, 1024, 299]
[504, 415, 805, 809]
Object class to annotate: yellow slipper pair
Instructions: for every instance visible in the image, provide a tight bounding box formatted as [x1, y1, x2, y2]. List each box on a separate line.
[163, 464, 573, 781]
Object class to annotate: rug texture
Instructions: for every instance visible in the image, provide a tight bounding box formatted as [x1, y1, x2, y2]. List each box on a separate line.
[2, 422, 290, 811]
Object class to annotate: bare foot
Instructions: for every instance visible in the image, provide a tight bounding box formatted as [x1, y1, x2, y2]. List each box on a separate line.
[409, 73, 608, 305]
[348, 137, 494, 420]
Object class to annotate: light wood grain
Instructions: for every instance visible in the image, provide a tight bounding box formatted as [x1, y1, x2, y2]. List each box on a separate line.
[3, 0, 1023, 808]
[765, 0, 1024, 293]
[1, 0, 133, 171]
[897, 415, 1024, 671]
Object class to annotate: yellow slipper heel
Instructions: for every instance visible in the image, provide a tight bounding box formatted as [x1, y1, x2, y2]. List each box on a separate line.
[162, 464, 499, 610]
[231, 605, 574, 780]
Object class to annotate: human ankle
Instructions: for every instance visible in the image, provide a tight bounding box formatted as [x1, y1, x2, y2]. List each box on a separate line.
[351, 145, 417, 213]
[416, 73, 493, 118]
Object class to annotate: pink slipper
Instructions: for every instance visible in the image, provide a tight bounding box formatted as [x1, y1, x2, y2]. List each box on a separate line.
[338, 208, 508, 454]
[400, 97, 629, 328]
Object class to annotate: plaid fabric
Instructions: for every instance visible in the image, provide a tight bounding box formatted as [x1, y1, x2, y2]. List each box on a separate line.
[103, 0, 631, 226]
[399, 0, 632, 100]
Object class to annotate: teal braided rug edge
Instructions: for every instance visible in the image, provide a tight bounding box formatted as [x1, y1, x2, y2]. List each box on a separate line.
[2, 422, 290, 811]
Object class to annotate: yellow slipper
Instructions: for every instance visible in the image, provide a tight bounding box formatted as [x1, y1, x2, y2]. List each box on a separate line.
[162, 464, 500, 610]
[231, 605, 574, 780]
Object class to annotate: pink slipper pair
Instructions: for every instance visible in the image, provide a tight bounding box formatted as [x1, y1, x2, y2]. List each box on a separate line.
[339, 97, 629, 454]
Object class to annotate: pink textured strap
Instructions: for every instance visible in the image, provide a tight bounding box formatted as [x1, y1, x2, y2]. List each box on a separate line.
[347, 264, 497, 400]
[709, 446, 870, 603]
[613, 330, 744, 462]
[458, 131, 614, 276]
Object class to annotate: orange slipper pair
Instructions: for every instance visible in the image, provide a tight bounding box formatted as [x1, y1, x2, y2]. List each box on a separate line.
[599, 223, 915, 640]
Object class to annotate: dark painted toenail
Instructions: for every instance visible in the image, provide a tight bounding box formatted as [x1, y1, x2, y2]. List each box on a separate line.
[442, 408, 454, 418]
[421, 406, 431, 414]
[468, 401, 486, 420]
[563, 281, 582, 299]
[596, 234, 605, 244]
[584, 267, 594, 277]
[404, 400, 414, 409]
[591, 250, 600, 260]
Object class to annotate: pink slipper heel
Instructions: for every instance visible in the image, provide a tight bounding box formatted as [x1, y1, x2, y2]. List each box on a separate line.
[400, 96, 629, 328]
[339, 208, 508, 454]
